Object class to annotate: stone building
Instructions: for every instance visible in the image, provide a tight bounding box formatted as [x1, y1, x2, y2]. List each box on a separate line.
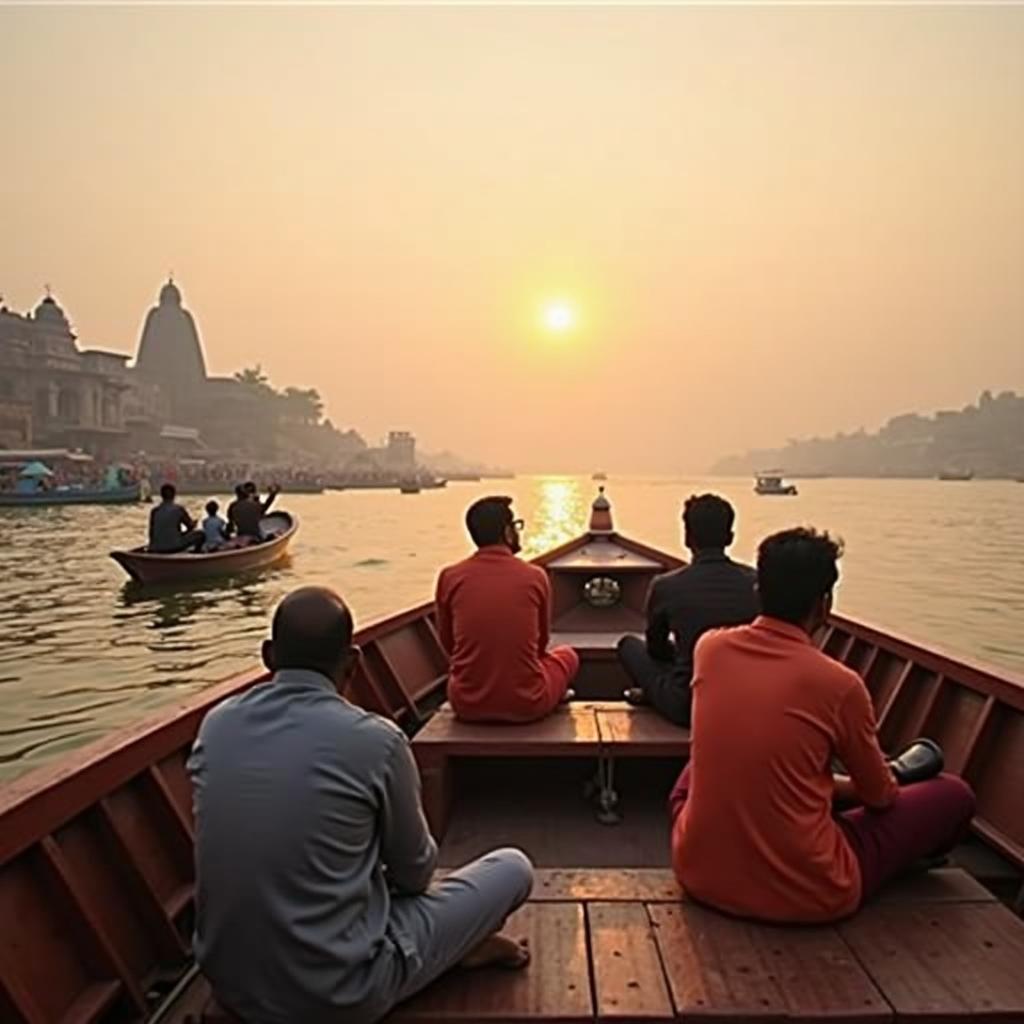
[0, 294, 134, 452]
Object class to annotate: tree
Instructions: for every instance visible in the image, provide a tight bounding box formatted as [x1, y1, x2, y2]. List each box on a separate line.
[280, 386, 324, 426]
[233, 364, 275, 397]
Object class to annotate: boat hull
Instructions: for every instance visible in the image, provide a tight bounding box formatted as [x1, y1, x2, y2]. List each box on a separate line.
[109, 511, 296, 584]
[0, 484, 142, 507]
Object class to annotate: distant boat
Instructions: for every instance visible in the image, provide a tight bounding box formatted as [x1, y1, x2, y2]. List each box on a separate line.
[754, 471, 798, 496]
[592, 472, 608, 481]
[399, 482, 421, 494]
[110, 511, 296, 584]
[938, 469, 974, 481]
[0, 483, 142, 507]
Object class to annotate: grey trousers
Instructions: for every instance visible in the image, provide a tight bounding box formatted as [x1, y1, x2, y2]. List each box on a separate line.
[365, 847, 535, 1022]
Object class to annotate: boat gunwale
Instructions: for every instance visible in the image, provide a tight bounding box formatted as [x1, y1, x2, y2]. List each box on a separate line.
[830, 612, 1024, 712]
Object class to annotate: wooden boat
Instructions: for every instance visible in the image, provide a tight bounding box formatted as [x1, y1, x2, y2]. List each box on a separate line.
[0, 483, 142, 507]
[109, 512, 297, 584]
[3, 493, 1024, 1024]
[938, 469, 974, 481]
[399, 483, 421, 494]
[754, 470, 798, 495]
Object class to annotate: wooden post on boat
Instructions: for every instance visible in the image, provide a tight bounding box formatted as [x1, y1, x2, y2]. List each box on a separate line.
[589, 486, 613, 532]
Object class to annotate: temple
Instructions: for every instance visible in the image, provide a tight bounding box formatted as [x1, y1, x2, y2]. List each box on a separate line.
[0, 278, 405, 473]
[134, 279, 207, 418]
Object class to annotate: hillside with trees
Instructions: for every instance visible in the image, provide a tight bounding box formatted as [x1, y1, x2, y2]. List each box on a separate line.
[711, 391, 1024, 479]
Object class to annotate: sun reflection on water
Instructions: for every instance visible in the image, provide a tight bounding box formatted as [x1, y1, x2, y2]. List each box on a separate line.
[522, 477, 588, 557]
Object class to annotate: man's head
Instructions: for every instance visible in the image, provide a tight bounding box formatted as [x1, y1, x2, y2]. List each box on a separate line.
[682, 493, 735, 554]
[756, 527, 844, 633]
[262, 585, 357, 687]
[465, 495, 522, 554]
[234, 484, 246, 500]
[206, 500, 219, 516]
[160, 483, 176, 503]
[244, 481, 257, 497]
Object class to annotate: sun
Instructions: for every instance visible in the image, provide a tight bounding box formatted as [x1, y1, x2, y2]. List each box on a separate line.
[542, 302, 576, 334]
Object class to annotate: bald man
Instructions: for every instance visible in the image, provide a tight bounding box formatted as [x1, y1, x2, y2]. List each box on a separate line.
[188, 586, 534, 1024]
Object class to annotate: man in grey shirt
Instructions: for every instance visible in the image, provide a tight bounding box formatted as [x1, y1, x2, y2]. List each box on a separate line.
[189, 586, 533, 1024]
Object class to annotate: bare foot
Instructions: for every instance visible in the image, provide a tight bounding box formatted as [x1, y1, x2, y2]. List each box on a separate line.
[459, 933, 530, 970]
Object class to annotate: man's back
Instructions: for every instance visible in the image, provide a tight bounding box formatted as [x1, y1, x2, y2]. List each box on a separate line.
[436, 547, 551, 721]
[228, 497, 262, 538]
[673, 617, 895, 922]
[148, 501, 188, 552]
[647, 553, 757, 672]
[188, 669, 437, 1022]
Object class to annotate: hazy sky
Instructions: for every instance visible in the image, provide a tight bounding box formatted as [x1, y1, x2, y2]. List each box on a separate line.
[2, 5, 1022, 471]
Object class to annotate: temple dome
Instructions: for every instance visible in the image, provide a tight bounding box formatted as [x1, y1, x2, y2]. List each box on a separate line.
[159, 279, 182, 307]
[35, 295, 68, 324]
[135, 279, 208, 412]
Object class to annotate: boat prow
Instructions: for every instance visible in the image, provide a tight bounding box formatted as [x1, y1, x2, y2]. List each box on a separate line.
[110, 511, 297, 584]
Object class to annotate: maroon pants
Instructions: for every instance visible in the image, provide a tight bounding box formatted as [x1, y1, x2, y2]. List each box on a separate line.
[669, 766, 976, 906]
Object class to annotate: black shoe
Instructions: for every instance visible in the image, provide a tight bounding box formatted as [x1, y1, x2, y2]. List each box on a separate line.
[623, 687, 649, 707]
[889, 738, 944, 786]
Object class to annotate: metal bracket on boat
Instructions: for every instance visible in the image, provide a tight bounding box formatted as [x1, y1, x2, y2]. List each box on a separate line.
[587, 734, 621, 826]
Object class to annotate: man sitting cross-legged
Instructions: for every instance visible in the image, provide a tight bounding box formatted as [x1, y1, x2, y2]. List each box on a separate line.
[188, 586, 533, 1024]
[435, 496, 579, 722]
[670, 528, 975, 923]
[617, 493, 758, 726]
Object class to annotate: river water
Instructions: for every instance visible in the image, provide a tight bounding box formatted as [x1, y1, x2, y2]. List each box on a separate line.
[1, 475, 1022, 782]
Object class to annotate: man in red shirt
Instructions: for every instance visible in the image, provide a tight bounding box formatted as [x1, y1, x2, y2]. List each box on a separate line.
[435, 496, 579, 723]
[671, 527, 975, 923]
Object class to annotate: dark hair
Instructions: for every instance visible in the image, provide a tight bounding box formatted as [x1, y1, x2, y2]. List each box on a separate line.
[270, 586, 354, 676]
[160, 483, 176, 501]
[206, 500, 219, 515]
[757, 527, 844, 625]
[682, 493, 735, 550]
[466, 495, 514, 547]
[244, 481, 257, 495]
[235, 484, 246, 499]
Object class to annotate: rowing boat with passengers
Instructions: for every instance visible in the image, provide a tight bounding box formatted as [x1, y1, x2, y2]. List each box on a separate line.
[1, 491, 1023, 1023]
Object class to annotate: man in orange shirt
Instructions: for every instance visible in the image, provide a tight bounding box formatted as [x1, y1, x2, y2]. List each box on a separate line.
[435, 496, 579, 723]
[671, 527, 975, 923]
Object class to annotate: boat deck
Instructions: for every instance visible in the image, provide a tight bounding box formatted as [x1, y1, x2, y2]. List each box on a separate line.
[169, 867, 1024, 1024]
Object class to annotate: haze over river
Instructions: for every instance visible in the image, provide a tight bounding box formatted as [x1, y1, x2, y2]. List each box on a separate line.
[1, 476, 1022, 782]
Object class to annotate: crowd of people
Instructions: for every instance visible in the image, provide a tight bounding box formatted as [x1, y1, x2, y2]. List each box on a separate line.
[185, 493, 976, 1024]
[152, 461, 322, 492]
[147, 481, 280, 553]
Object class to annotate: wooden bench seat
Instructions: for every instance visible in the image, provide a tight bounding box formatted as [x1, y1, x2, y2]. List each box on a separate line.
[174, 869, 1024, 1024]
[412, 703, 688, 834]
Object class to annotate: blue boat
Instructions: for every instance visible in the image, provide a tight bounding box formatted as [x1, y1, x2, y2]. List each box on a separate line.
[0, 483, 142, 507]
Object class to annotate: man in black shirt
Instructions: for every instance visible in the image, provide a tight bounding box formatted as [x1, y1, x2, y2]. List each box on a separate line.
[617, 493, 758, 726]
[227, 482, 280, 542]
[148, 483, 204, 553]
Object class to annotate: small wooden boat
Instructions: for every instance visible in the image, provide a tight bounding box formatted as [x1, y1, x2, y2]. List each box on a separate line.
[109, 511, 297, 584]
[399, 484, 421, 494]
[0, 483, 142, 507]
[754, 470, 798, 495]
[3, 493, 1024, 1024]
[938, 469, 974, 481]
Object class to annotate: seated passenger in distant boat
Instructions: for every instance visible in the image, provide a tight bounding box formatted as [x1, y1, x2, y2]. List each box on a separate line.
[188, 586, 533, 1024]
[147, 483, 204, 553]
[617, 494, 757, 726]
[435, 496, 579, 723]
[201, 500, 229, 552]
[226, 482, 279, 544]
[669, 527, 976, 923]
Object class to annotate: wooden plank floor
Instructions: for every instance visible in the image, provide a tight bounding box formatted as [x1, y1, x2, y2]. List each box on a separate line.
[164, 870, 1024, 1024]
